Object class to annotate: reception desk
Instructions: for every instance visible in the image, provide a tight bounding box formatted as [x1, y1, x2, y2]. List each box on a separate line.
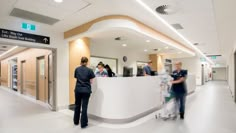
[88, 75, 196, 124]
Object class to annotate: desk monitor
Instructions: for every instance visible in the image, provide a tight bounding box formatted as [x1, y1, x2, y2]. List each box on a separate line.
[137, 67, 144, 76]
[123, 67, 133, 77]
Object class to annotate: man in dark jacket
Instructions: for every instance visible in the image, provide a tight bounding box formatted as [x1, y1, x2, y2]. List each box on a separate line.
[171, 61, 187, 119]
[74, 57, 95, 128]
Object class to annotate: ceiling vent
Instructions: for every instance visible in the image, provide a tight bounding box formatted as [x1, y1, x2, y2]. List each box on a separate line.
[114, 36, 127, 41]
[10, 8, 60, 25]
[156, 5, 169, 15]
[172, 23, 184, 30]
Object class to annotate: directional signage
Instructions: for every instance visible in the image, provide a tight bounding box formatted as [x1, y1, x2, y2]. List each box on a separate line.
[200, 57, 206, 62]
[22, 23, 36, 31]
[211, 56, 217, 59]
[0, 28, 50, 45]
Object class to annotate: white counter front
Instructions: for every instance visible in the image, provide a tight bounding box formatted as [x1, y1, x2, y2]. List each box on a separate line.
[88, 75, 196, 123]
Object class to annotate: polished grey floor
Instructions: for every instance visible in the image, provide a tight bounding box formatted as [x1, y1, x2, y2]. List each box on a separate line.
[0, 81, 236, 133]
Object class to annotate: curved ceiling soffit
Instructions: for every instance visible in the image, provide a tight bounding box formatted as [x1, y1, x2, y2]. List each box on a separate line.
[64, 15, 195, 56]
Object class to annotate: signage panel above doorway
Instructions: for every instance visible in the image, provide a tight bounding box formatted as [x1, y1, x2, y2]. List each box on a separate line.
[0, 28, 50, 45]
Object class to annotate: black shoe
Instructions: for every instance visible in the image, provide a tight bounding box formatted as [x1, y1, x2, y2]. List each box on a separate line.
[180, 113, 184, 119]
[74, 122, 79, 126]
[81, 124, 88, 129]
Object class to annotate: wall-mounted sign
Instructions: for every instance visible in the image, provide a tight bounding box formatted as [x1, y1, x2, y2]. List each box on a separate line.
[0, 28, 50, 45]
[200, 57, 206, 62]
[22, 23, 36, 31]
[165, 59, 172, 64]
[211, 56, 217, 59]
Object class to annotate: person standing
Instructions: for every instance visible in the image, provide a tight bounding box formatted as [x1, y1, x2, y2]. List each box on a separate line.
[143, 60, 153, 76]
[74, 57, 95, 128]
[171, 61, 187, 119]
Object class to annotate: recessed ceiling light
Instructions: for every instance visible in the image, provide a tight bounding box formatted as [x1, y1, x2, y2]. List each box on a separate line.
[146, 40, 150, 43]
[144, 49, 148, 52]
[164, 46, 169, 49]
[54, 0, 63, 3]
[122, 44, 127, 47]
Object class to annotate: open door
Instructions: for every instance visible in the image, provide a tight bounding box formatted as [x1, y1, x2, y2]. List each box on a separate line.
[37, 57, 46, 102]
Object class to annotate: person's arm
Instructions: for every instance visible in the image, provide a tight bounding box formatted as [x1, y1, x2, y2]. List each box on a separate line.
[74, 69, 77, 78]
[171, 70, 187, 84]
[90, 69, 96, 84]
[143, 67, 149, 76]
[171, 77, 186, 84]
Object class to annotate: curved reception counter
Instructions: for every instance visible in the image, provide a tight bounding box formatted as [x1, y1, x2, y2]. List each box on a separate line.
[88, 75, 196, 124]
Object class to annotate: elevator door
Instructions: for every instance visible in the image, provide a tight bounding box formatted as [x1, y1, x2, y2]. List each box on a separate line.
[37, 57, 46, 102]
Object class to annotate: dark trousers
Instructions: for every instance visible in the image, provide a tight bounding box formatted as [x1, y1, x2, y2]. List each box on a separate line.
[73, 92, 91, 127]
[174, 93, 186, 114]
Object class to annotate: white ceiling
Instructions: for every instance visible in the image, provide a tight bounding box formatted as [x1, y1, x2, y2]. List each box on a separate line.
[212, 0, 236, 64]
[89, 28, 191, 58]
[0, 44, 14, 55]
[0, 0, 230, 65]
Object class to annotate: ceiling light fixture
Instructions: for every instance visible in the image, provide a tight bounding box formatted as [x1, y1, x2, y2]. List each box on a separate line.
[54, 0, 63, 3]
[144, 49, 148, 52]
[146, 40, 150, 43]
[136, 0, 214, 64]
[122, 44, 127, 47]
[164, 46, 169, 49]
[0, 46, 18, 57]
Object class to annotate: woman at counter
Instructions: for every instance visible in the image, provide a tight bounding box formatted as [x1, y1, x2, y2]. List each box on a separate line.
[73, 57, 95, 128]
[95, 62, 108, 77]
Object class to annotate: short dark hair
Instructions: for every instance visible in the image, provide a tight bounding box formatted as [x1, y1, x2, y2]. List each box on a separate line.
[97, 62, 105, 67]
[81, 57, 88, 65]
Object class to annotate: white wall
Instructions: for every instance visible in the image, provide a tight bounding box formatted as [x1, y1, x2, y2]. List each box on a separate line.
[172, 56, 205, 85]
[0, 17, 69, 109]
[90, 43, 149, 75]
[212, 67, 227, 80]
[227, 44, 236, 98]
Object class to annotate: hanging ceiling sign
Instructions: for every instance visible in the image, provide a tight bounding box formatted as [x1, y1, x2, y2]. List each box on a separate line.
[0, 28, 50, 45]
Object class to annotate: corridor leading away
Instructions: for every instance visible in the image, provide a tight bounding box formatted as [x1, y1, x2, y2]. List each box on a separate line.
[0, 81, 236, 133]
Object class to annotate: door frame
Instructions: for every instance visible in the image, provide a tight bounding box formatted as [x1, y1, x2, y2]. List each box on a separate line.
[36, 56, 46, 102]
[234, 51, 236, 103]
[20, 60, 26, 94]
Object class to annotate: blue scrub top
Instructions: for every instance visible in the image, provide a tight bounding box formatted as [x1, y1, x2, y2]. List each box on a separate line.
[171, 70, 188, 94]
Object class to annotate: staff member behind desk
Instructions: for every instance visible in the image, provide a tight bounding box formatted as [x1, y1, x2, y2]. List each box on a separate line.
[143, 60, 153, 76]
[74, 57, 95, 128]
[170, 61, 187, 119]
[95, 62, 108, 77]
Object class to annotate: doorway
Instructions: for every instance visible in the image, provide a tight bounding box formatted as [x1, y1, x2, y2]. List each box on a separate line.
[201, 64, 205, 85]
[20, 60, 26, 94]
[36, 56, 46, 102]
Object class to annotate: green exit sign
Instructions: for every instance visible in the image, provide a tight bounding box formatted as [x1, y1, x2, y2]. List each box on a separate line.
[22, 23, 36, 31]
[200, 57, 206, 62]
[211, 56, 217, 59]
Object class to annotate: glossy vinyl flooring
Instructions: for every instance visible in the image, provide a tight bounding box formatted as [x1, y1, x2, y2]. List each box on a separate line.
[0, 81, 236, 133]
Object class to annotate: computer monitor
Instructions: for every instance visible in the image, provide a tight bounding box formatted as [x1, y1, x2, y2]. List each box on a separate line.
[136, 67, 144, 76]
[123, 67, 133, 77]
